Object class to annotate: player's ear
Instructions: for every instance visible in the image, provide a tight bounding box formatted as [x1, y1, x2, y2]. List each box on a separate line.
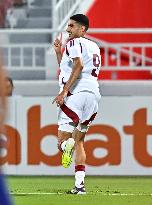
[81, 25, 86, 32]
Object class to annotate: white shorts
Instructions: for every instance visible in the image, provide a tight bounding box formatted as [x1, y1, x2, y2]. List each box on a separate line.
[58, 91, 101, 129]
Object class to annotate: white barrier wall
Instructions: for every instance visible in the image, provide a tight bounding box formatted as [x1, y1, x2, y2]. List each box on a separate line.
[1, 96, 152, 175]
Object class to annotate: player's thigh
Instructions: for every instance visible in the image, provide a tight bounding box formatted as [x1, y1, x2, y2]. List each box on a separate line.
[73, 128, 86, 143]
[58, 130, 72, 143]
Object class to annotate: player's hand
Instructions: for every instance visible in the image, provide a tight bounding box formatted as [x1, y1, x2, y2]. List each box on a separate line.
[54, 33, 62, 54]
[52, 90, 68, 106]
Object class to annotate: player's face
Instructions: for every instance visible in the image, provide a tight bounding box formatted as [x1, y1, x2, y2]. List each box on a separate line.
[66, 20, 85, 39]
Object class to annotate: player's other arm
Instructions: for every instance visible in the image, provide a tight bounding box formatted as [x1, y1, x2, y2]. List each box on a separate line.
[63, 57, 83, 93]
[53, 57, 83, 106]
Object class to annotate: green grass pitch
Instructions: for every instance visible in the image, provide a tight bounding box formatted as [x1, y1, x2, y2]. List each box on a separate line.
[8, 176, 152, 205]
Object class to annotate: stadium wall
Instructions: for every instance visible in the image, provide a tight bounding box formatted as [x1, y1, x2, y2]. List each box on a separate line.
[1, 87, 152, 175]
[13, 80, 152, 96]
[87, 0, 152, 44]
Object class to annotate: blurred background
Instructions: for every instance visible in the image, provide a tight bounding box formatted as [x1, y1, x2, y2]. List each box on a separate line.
[0, 0, 152, 176]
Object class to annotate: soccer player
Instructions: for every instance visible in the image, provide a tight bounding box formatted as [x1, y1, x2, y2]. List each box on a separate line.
[0, 56, 13, 205]
[53, 14, 101, 194]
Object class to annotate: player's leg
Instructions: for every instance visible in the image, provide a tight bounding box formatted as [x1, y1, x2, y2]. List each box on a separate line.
[58, 124, 75, 168]
[69, 92, 100, 194]
[57, 94, 83, 168]
[58, 130, 72, 152]
[74, 129, 86, 166]
[70, 127, 87, 194]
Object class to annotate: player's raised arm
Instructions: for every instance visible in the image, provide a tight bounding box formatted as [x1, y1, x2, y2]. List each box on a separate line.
[54, 33, 63, 66]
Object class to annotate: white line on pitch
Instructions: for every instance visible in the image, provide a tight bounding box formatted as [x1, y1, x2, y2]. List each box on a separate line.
[103, 193, 152, 196]
[11, 192, 152, 196]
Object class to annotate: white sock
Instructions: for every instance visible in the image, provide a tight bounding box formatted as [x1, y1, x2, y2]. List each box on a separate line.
[61, 138, 75, 151]
[75, 171, 85, 188]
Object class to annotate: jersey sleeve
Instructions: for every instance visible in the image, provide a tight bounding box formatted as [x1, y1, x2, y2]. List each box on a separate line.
[66, 39, 82, 59]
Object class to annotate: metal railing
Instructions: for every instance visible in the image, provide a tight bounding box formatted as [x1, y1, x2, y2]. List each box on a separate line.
[0, 28, 152, 79]
[1, 43, 49, 69]
[102, 43, 152, 70]
[87, 35, 152, 70]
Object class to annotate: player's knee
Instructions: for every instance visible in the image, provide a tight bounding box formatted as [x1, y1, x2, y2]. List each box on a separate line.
[76, 124, 89, 133]
[74, 124, 88, 143]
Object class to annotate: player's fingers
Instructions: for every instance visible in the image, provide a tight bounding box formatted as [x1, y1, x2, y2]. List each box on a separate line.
[52, 97, 61, 106]
[55, 33, 62, 45]
[54, 39, 61, 47]
[54, 39, 60, 45]
[60, 32, 62, 43]
[52, 98, 56, 104]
